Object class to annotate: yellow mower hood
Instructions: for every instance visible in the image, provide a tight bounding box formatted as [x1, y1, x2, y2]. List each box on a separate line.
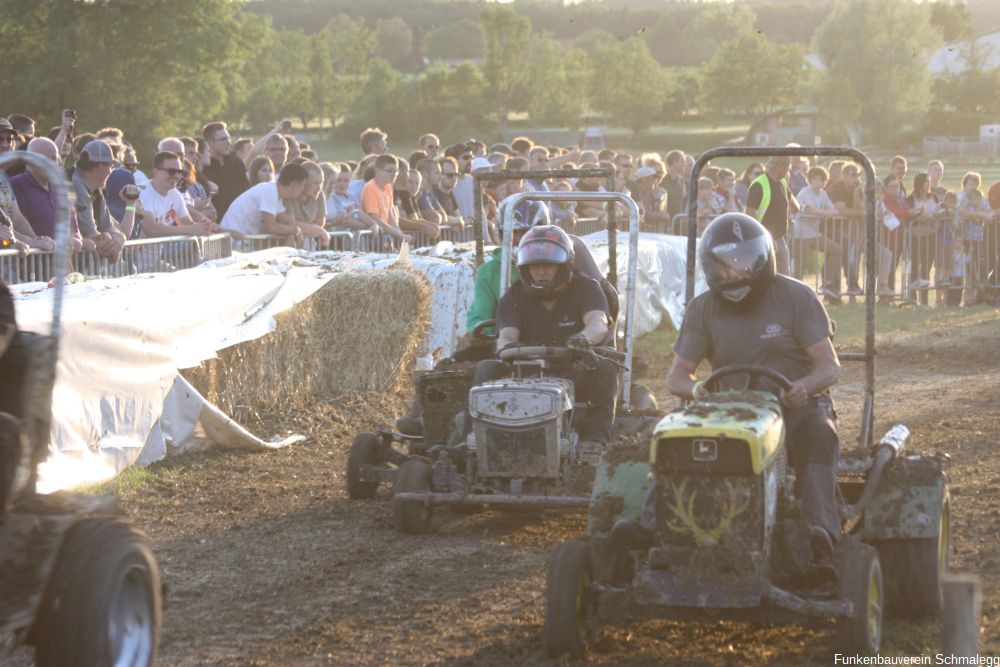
[651, 392, 784, 474]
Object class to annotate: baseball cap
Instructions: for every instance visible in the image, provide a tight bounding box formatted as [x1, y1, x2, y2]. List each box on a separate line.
[471, 157, 492, 172]
[0, 118, 15, 136]
[634, 166, 658, 180]
[80, 139, 121, 167]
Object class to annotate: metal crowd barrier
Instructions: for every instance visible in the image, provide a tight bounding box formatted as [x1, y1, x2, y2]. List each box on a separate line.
[787, 213, 1000, 307]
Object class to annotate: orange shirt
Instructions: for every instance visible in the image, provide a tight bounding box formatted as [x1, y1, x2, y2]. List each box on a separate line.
[361, 180, 392, 222]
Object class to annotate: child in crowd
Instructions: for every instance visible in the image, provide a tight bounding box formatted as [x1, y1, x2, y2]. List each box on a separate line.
[958, 184, 995, 305]
[695, 177, 717, 235]
[934, 191, 963, 307]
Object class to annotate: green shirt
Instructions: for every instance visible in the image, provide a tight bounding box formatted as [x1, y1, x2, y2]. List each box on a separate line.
[466, 248, 521, 332]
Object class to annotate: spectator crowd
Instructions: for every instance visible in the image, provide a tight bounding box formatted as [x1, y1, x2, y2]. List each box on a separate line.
[0, 111, 997, 307]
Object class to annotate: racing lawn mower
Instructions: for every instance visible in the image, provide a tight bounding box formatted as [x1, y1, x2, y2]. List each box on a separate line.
[347, 189, 661, 533]
[543, 146, 950, 658]
[0, 152, 162, 666]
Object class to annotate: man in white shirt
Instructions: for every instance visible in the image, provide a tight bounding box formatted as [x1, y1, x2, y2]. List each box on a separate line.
[793, 166, 844, 304]
[137, 152, 213, 238]
[220, 162, 309, 244]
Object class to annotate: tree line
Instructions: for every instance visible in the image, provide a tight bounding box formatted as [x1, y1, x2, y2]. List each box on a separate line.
[1, 0, 997, 155]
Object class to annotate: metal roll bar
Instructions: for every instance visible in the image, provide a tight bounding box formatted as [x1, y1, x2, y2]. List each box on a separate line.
[687, 146, 878, 446]
[498, 190, 642, 410]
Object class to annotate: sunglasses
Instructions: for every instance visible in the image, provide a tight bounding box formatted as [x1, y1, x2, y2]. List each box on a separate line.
[158, 167, 184, 177]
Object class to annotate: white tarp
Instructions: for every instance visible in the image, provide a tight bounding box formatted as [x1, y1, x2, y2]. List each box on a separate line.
[10, 234, 693, 492]
[11, 247, 471, 492]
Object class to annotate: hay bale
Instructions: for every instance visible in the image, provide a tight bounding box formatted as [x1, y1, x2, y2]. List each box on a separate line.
[183, 267, 430, 421]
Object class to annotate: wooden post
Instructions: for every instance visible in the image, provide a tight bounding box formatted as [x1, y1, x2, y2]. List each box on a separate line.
[941, 573, 980, 657]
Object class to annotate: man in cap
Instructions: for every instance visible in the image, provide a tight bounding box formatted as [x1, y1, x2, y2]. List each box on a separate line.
[71, 139, 138, 262]
[1, 120, 57, 253]
[631, 165, 669, 229]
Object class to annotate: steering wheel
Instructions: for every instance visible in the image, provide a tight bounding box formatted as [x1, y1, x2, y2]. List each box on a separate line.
[702, 364, 792, 394]
[498, 345, 571, 363]
[471, 319, 498, 341]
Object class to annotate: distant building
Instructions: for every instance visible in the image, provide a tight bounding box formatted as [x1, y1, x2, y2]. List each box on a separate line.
[736, 105, 857, 147]
[929, 31, 1000, 74]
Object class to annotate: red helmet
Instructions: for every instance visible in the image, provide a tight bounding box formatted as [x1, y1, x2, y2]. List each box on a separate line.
[516, 225, 575, 299]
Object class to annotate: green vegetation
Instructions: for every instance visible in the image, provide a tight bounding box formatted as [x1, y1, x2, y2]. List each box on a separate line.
[4, 0, 1000, 162]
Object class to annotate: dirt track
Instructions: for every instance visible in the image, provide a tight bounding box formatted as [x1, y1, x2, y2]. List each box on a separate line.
[12, 309, 1000, 666]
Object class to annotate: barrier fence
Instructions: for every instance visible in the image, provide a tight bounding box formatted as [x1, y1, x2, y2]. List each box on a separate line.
[658, 211, 999, 307]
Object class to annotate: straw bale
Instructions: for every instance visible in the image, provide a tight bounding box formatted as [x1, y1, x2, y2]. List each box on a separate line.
[183, 267, 430, 422]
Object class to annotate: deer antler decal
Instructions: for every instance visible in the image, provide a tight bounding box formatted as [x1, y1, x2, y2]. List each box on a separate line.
[662, 478, 751, 547]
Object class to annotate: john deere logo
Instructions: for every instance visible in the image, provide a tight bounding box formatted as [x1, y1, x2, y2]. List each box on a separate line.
[692, 438, 718, 462]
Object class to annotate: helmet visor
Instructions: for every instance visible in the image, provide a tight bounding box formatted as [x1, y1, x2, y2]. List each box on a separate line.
[702, 235, 770, 286]
[517, 238, 570, 266]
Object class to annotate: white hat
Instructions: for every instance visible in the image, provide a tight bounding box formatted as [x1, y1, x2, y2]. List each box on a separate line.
[471, 157, 492, 172]
[634, 166, 658, 180]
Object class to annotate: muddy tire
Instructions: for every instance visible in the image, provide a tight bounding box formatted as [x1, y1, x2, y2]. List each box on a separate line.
[32, 518, 161, 667]
[393, 459, 433, 534]
[630, 384, 657, 412]
[545, 540, 595, 659]
[347, 433, 384, 500]
[877, 495, 950, 619]
[836, 542, 883, 654]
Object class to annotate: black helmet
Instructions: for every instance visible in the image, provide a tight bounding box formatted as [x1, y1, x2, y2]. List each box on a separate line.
[498, 196, 551, 232]
[516, 224, 575, 299]
[699, 213, 775, 307]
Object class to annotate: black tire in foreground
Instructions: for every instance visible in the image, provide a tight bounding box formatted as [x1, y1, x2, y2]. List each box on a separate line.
[32, 517, 161, 667]
[393, 459, 433, 534]
[837, 541, 883, 655]
[544, 540, 595, 659]
[346, 432, 384, 500]
[877, 495, 950, 619]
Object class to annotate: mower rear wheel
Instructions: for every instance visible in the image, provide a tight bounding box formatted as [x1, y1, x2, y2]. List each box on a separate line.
[630, 384, 657, 412]
[32, 518, 161, 667]
[346, 432, 384, 499]
[878, 495, 950, 619]
[393, 459, 433, 534]
[545, 540, 595, 659]
[837, 542, 883, 654]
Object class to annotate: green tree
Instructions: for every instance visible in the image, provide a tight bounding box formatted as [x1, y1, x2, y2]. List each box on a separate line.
[521, 35, 584, 127]
[663, 68, 701, 118]
[573, 29, 615, 55]
[425, 19, 484, 60]
[324, 16, 377, 127]
[588, 37, 669, 136]
[375, 17, 414, 71]
[309, 31, 336, 128]
[700, 32, 806, 117]
[812, 0, 941, 143]
[0, 0, 247, 150]
[481, 5, 532, 132]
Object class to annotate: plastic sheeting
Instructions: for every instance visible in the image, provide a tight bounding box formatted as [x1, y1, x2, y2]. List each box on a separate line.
[10, 247, 472, 492]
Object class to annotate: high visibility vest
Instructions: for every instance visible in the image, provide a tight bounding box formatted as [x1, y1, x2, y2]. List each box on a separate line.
[746, 173, 789, 222]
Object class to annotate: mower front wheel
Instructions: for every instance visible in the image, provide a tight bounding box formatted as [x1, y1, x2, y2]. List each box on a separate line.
[837, 541, 883, 655]
[32, 518, 161, 667]
[545, 540, 596, 659]
[393, 459, 433, 534]
[346, 432, 384, 499]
